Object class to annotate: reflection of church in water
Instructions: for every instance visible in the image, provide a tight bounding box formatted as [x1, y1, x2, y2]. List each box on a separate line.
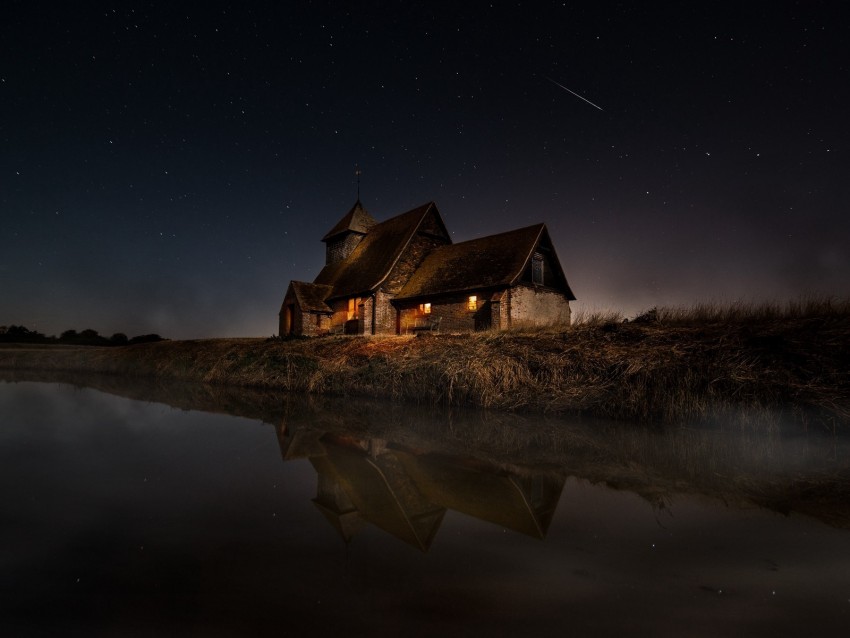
[276, 423, 566, 552]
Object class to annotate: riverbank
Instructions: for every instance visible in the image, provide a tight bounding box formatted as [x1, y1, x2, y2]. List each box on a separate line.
[2, 300, 848, 427]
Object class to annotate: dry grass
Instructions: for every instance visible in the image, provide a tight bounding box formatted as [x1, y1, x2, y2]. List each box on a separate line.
[571, 308, 625, 326]
[638, 296, 850, 324]
[1, 298, 848, 428]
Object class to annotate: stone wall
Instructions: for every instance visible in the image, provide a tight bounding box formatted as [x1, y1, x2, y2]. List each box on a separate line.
[317, 314, 332, 334]
[396, 286, 570, 333]
[325, 233, 364, 265]
[491, 293, 506, 330]
[373, 291, 398, 334]
[432, 298, 477, 332]
[280, 305, 333, 337]
[300, 312, 331, 337]
[295, 285, 568, 337]
[360, 296, 374, 334]
[508, 285, 571, 327]
[397, 293, 478, 333]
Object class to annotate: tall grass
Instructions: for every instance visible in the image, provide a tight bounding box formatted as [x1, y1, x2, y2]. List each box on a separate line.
[571, 308, 624, 325]
[1, 298, 848, 428]
[634, 296, 850, 324]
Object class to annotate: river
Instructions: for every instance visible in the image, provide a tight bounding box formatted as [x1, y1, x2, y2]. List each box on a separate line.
[1, 377, 848, 636]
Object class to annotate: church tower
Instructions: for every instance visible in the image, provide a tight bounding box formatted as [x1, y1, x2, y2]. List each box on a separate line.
[321, 200, 377, 265]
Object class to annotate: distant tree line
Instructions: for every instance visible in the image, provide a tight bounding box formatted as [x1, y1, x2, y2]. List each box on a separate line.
[0, 325, 165, 346]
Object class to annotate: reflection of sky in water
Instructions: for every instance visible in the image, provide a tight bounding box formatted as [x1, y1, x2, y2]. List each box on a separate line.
[1, 382, 848, 636]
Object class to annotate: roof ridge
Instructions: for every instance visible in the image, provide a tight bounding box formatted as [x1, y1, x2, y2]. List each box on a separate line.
[429, 222, 544, 252]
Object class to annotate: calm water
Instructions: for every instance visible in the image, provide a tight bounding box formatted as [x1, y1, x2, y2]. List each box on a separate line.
[1, 378, 849, 637]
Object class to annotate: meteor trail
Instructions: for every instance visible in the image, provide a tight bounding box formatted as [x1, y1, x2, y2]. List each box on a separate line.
[546, 77, 604, 111]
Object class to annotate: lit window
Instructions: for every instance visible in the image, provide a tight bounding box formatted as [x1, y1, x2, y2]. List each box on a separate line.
[419, 302, 431, 314]
[347, 297, 359, 320]
[468, 295, 477, 311]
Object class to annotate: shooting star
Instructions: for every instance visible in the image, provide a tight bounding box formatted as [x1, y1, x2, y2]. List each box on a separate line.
[546, 77, 604, 111]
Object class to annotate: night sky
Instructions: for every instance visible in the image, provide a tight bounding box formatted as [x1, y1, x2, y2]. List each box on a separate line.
[2, 1, 848, 339]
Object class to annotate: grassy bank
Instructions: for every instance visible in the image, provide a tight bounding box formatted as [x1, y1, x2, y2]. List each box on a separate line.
[2, 299, 848, 426]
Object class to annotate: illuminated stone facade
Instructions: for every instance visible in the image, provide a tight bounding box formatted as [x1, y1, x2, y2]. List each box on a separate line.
[279, 200, 575, 336]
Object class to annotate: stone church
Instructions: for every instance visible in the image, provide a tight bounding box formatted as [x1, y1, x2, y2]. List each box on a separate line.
[279, 200, 575, 336]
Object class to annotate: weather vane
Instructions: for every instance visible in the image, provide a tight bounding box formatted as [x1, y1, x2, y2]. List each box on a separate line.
[355, 164, 362, 201]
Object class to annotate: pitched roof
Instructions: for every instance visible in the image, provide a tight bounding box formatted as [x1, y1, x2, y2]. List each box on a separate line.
[287, 281, 334, 313]
[396, 452, 566, 539]
[321, 200, 377, 241]
[396, 223, 574, 300]
[320, 441, 446, 551]
[314, 202, 441, 300]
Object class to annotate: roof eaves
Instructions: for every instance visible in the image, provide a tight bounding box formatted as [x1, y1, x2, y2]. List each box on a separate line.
[325, 287, 375, 303]
[395, 283, 508, 302]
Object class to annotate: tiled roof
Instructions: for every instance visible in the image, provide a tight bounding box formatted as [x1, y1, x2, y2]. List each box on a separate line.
[321, 200, 377, 241]
[314, 202, 439, 300]
[289, 281, 334, 313]
[396, 223, 575, 300]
